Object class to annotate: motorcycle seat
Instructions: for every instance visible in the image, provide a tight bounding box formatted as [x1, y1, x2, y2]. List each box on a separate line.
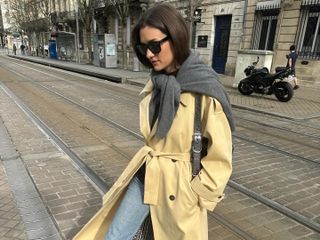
[264, 69, 288, 80]
[275, 66, 287, 73]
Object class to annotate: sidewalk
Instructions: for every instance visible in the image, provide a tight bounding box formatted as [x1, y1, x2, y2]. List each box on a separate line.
[7, 54, 320, 120]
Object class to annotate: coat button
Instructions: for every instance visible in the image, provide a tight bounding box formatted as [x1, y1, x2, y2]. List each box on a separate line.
[169, 195, 175, 201]
[171, 159, 177, 163]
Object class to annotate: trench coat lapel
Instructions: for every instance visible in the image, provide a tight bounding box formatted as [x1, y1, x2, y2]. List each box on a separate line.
[139, 80, 158, 141]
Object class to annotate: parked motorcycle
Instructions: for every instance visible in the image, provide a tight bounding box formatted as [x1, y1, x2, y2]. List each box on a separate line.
[238, 57, 294, 102]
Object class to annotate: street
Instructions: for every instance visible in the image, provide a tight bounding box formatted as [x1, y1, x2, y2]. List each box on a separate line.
[0, 55, 319, 240]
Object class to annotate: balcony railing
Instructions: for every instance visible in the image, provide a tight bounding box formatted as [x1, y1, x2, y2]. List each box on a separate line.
[297, 50, 320, 60]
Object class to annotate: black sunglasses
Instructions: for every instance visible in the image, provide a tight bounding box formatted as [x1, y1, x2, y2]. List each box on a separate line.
[136, 36, 170, 55]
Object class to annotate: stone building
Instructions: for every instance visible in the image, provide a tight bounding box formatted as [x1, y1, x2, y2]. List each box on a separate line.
[94, 0, 146, 68]
[9, 0, 319, 86]
[147, 0, 319, 86]
[241, 0, 320, 86]
[123, 0, 244, 76]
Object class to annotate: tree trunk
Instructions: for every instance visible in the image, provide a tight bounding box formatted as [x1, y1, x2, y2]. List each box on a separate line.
[86, 28, 93, 64]
[121, 21, 127, 69]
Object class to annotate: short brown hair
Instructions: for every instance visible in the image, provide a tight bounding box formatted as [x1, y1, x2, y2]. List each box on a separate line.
[290, 45, 295, 51]
[132, 4, 190, 68]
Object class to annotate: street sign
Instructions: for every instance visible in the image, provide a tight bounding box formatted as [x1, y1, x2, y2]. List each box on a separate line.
[197, 35, 208, 48]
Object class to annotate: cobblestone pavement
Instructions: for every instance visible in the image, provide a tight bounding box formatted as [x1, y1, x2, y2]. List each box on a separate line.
[1, 55, 320, 239]
[0, 159, 27, 240]
[7, 54, 320, 120]
[0, 89, 101, 239]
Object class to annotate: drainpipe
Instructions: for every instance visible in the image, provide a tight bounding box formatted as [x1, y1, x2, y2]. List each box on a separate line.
[240, 0, 248, 50]
[75, 0, 80, 64]
[271, 0, 286, 71]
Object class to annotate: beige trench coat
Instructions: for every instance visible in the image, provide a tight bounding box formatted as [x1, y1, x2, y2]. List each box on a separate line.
[73, 80, 232, 240]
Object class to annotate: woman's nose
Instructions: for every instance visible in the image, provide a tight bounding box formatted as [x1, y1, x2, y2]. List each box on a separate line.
[146, 48, 154, 58]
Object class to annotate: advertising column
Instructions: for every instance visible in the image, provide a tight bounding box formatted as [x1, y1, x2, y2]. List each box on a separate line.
[105, 34, 117, 68]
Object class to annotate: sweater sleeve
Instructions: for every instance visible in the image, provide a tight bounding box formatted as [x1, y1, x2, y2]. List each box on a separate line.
[190, 97, 233, 211]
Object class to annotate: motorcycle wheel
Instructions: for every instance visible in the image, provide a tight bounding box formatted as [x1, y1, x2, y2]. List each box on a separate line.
[238, 81, 253, 95]
[274, 82, 293, 102]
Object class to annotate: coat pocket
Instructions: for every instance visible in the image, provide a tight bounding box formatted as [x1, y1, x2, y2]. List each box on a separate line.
[185, 178, 199, 203]
[181, 162, 199, 206]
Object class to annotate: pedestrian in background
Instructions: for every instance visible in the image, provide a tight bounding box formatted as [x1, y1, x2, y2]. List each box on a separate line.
[20, 44, 25, 55]
[39, 44, 43, 56]
[74, 3, 234, 240]
[286, 45, 299, 89]
[13, 44, 17, 55]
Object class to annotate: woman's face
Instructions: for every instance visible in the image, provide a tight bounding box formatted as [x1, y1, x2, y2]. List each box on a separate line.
[139, 26, 176, 73]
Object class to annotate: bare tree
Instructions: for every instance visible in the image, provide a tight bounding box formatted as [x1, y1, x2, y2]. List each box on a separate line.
[109, 0, 130, 68]
[6, 0, 29, 39]
[78, 0, 95, 64]
[34, 0, 52, 54]
[37, 0, 53, 26]
[7, 0, 51, 50]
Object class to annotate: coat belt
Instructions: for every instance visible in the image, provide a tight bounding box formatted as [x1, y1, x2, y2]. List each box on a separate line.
[142, 146, 191, 205]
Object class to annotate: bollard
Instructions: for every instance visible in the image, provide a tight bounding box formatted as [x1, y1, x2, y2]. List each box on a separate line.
[133, 56, 140, 72]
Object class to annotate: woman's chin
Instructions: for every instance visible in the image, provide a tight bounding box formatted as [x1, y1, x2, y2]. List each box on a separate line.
[153, 65, 163, 72]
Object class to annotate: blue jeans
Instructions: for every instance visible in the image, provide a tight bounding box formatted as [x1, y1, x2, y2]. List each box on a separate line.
[105, 176, 150, 240]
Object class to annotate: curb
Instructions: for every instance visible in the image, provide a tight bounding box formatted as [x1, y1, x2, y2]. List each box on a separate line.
[6, 54, 320, 121]
[8, 55, 123, 83]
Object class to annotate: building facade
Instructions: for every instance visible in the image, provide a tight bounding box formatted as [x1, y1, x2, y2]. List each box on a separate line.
[2, 0, 319, 85]
[161, 0, 320, 86]
[148, 0, 319, 86]
[241, 0, 320, 86]
[164, 0, 319, 86]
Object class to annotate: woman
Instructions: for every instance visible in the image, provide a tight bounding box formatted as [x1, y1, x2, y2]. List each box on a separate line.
[74, 3, 234, 240]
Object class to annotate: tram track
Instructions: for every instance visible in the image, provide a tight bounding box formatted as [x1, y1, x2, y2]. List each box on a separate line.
[232, 115, 320, 165]
[235, 112, 320, 139]
[1, 58, 320, 237]
[6, 58, 320, 142]
[0, 78, 253, 240]
[3, 61, 320, 168]
[1, 80, 316, 239]
[4, 56, 142, 105]
[0, 60, 246, 239]
[6, 56, 320, 134]
[6, 60, 320, 167]
[234, 133, 320, 165]
[0, 74, 319, 236]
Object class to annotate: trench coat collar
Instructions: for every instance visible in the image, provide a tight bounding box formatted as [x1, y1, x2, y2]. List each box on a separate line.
[140, 97, 158, 142]
[139, 79, 153, 96]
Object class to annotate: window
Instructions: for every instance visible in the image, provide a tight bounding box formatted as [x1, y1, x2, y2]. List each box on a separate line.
[253, 10, 279, 50]
[297, 5, 320, 59]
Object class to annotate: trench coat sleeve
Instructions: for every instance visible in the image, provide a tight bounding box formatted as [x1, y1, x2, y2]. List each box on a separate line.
[190, 97, 232, 211]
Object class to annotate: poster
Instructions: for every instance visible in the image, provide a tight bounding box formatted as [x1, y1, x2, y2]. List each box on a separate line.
[106, 43, 116, 56]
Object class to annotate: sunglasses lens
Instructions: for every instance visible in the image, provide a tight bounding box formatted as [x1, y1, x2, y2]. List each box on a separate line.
[137, 39, 165, 55]
[137, 45, 147, 55]
[149, 42, 161, 54]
